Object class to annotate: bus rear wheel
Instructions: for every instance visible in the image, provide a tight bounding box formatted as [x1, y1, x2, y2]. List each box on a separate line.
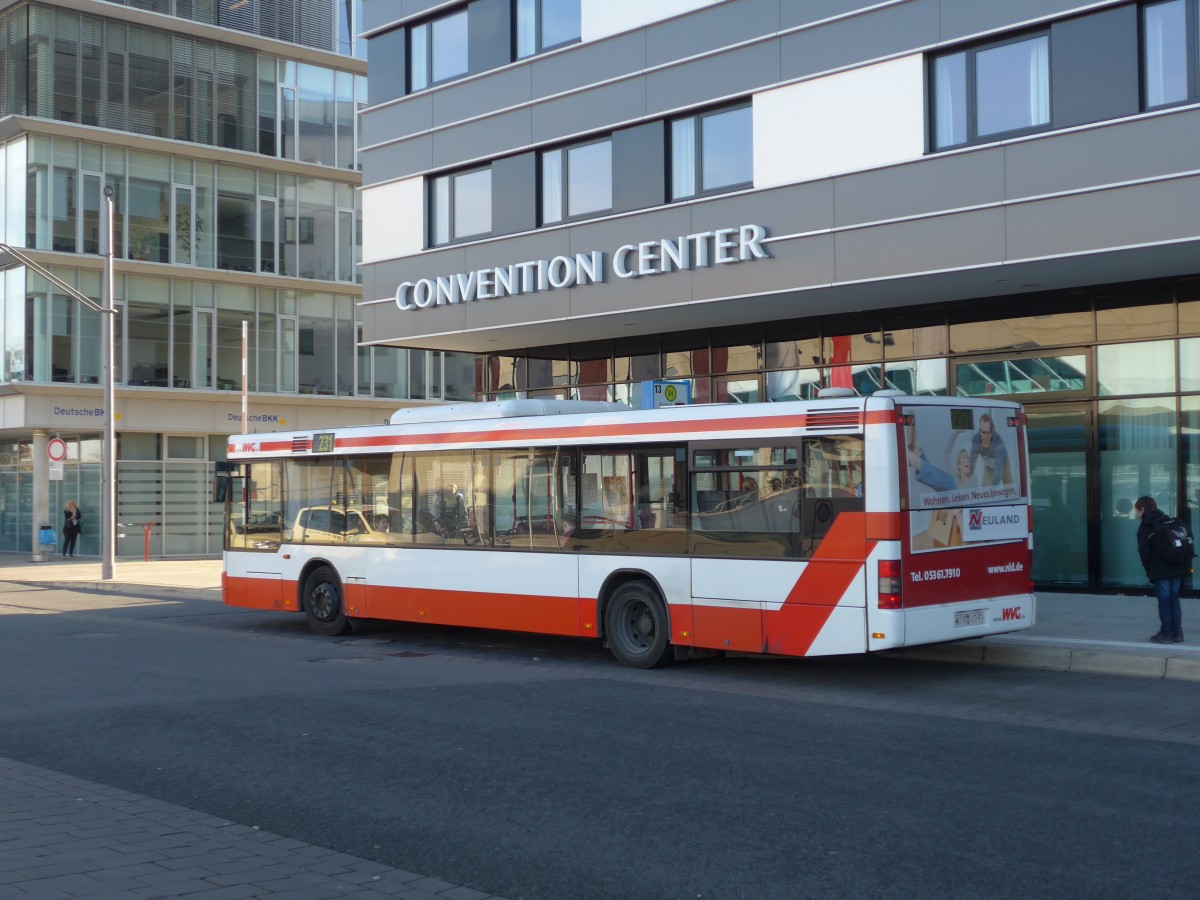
[605, 580, 673, 669]
[303, 566, 351, 636]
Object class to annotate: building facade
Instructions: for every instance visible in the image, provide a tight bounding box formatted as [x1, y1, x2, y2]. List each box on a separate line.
[0, 0, 477, 558]
[358, 0, 1200, 593]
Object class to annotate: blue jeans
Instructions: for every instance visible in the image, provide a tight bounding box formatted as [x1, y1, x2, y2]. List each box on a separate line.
[1154, 577, 1184, 638]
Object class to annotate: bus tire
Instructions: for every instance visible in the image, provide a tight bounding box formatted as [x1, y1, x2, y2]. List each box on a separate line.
[604, 580, 673, 669]
[303, 566, 351, 637]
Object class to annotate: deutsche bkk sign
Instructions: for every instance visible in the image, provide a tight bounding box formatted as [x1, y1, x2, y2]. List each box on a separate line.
[395, 224, 770, 311]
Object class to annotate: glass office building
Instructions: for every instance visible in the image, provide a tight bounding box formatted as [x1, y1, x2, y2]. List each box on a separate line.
[0, 0, 475, 557]
[359, 0, 1200, 593]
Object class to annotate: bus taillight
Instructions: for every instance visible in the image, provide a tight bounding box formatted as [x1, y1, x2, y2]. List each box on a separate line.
[878, 559, 902, 609]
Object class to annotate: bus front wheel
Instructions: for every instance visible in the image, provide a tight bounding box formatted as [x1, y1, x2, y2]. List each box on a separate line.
[303, 566, 351, 637]
[605, 580, 673, 669]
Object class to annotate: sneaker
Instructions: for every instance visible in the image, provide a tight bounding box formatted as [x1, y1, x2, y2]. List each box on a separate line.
[1150, 633, 1172, 644]
[1173, 633, 1185, 643]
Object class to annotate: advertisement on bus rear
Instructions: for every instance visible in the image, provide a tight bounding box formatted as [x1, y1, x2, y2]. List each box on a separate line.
[903, 405, 1025, 555]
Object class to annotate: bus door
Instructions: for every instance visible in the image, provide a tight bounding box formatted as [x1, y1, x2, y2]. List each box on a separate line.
[899, 403, 1032, 640]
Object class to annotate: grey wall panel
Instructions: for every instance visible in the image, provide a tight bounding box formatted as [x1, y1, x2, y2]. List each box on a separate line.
[612, 122, 666, 214]
[644, 0, 780, 68]
[701, 180, 835, 240]
[491, 153, 538, 236]
[690, 233, 836, 304]
[460, 231, 575, 330]
[432, 65, 533, 128]
[1003, 109, 1200, 199]
[531, 79, 648, 144]
[361, 93, 433, 148]
[362, 267, 379, 304]
[834, 208, 1007, 282]
[366, 26, 407, 107]
[430, 108, 533, 170]
[362, 0, 405, 33]
[780, 0, 938, 83]
[646, 43, 780, 117]
[361, 136, 434, 186]
[1005, 177, 1200, 261]
[780, 0, 879, 31]
[530, 32, 646, 102]
[468, 0, 511, 75]
[834, 148, 1005, 228]
[1050, 5, 1139, 129]
[938, 0, 1111, 42]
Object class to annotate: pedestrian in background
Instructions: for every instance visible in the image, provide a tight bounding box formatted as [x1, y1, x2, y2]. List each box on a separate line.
[1134, 496, 1187, 644]
[62, 500, 82, 558]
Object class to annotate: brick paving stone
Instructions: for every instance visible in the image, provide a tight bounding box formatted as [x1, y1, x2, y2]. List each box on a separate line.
[140, 877, 223, 896]
[0, 755, 500, 900]
[440, 888, 491, 900]
[404, 876, 459, 893]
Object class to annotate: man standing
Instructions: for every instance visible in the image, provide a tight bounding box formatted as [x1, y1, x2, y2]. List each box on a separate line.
[970, 413, 1011, 487]
[1134, 496, 1188, 643]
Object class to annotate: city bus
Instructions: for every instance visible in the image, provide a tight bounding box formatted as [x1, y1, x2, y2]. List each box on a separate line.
[220, 392, 1035, 667]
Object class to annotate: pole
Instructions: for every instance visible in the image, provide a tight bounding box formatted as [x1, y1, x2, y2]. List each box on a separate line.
[241, 319, 248, 431]
[101, 187, 116, 580]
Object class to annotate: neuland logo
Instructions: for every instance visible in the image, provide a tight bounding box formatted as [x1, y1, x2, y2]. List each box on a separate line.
[968, 509, 1022, 531]
[395, 225, 769, 311]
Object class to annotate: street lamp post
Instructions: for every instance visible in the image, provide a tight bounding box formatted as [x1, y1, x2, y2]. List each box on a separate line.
[101, 186, 116, 581]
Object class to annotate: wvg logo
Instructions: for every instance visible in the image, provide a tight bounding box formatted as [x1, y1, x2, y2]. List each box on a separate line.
[1000, 607, 1024, 621]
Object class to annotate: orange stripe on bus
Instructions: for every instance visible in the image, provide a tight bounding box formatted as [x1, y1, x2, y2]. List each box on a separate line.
[768, 513, 875, 656]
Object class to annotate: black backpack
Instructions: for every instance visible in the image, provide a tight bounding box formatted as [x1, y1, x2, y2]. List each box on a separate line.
[1152, 515, 1196, 566]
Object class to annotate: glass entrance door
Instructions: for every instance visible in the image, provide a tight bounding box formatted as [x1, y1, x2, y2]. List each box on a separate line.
[1026, 404, 1091, 587]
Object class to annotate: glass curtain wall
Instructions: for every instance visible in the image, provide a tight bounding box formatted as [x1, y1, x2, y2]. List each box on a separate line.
[11, 136, 360, 283]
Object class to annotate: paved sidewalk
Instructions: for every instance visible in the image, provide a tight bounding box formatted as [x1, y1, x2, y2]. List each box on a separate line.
[0, 757, 505, 899]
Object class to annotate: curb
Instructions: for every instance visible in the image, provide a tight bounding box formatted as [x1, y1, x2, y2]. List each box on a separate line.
[6, 579, 221, 604]
[900, 639, 1200, 681]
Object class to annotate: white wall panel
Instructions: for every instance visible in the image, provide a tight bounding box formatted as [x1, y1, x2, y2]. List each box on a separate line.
[581, 0, 721, 43]
[362, 177, 424, 264]
[754, 54, 925, 190]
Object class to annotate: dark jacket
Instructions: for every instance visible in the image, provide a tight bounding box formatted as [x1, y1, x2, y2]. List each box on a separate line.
[63, 508, 82, 535]
[1136, 508, 1192, 581]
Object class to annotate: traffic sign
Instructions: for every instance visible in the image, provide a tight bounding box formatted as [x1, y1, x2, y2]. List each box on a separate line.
[47, 437, 67, 462]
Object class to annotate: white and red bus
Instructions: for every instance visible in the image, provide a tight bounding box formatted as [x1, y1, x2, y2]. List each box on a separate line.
[220, 392, 1034, 667]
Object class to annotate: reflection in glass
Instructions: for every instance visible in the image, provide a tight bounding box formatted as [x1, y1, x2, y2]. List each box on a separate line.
[670, 118, 696, 200]
[431, 12, 468, 84]
[567, 141, 611, 217]
[933, 52, 967, 148]
[542, 0, 581, 50]
[1099, 398, 1176, 586]
[975, 36, 1049, 137]
[454, 168, 492, 238]
[951, 310, 1094, 352]
[1027, 408, 1089, 585]
[955, 355, 1086, 396]
[1096, 302, 1174, 341]
[1144, 0, 1187, 108]
[1096, 341, 1175, 396]
[701, 106, 752, 192]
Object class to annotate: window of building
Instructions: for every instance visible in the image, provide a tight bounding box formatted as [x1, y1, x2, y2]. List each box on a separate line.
[409, 9, 468, 92]
[515, 0, 581, 59]
[1143, 0, 1193, 108]
[541, 139, 612, 224]
[670, 105, 752, 200]
[430, 166, 492, 245]
[930, 32, 1050, 150]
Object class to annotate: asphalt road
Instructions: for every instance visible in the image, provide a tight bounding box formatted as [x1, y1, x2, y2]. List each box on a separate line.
[2, 584, 1199, 899]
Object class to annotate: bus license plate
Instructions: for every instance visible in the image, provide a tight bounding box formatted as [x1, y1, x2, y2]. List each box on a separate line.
[955, 609, 986, 628]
